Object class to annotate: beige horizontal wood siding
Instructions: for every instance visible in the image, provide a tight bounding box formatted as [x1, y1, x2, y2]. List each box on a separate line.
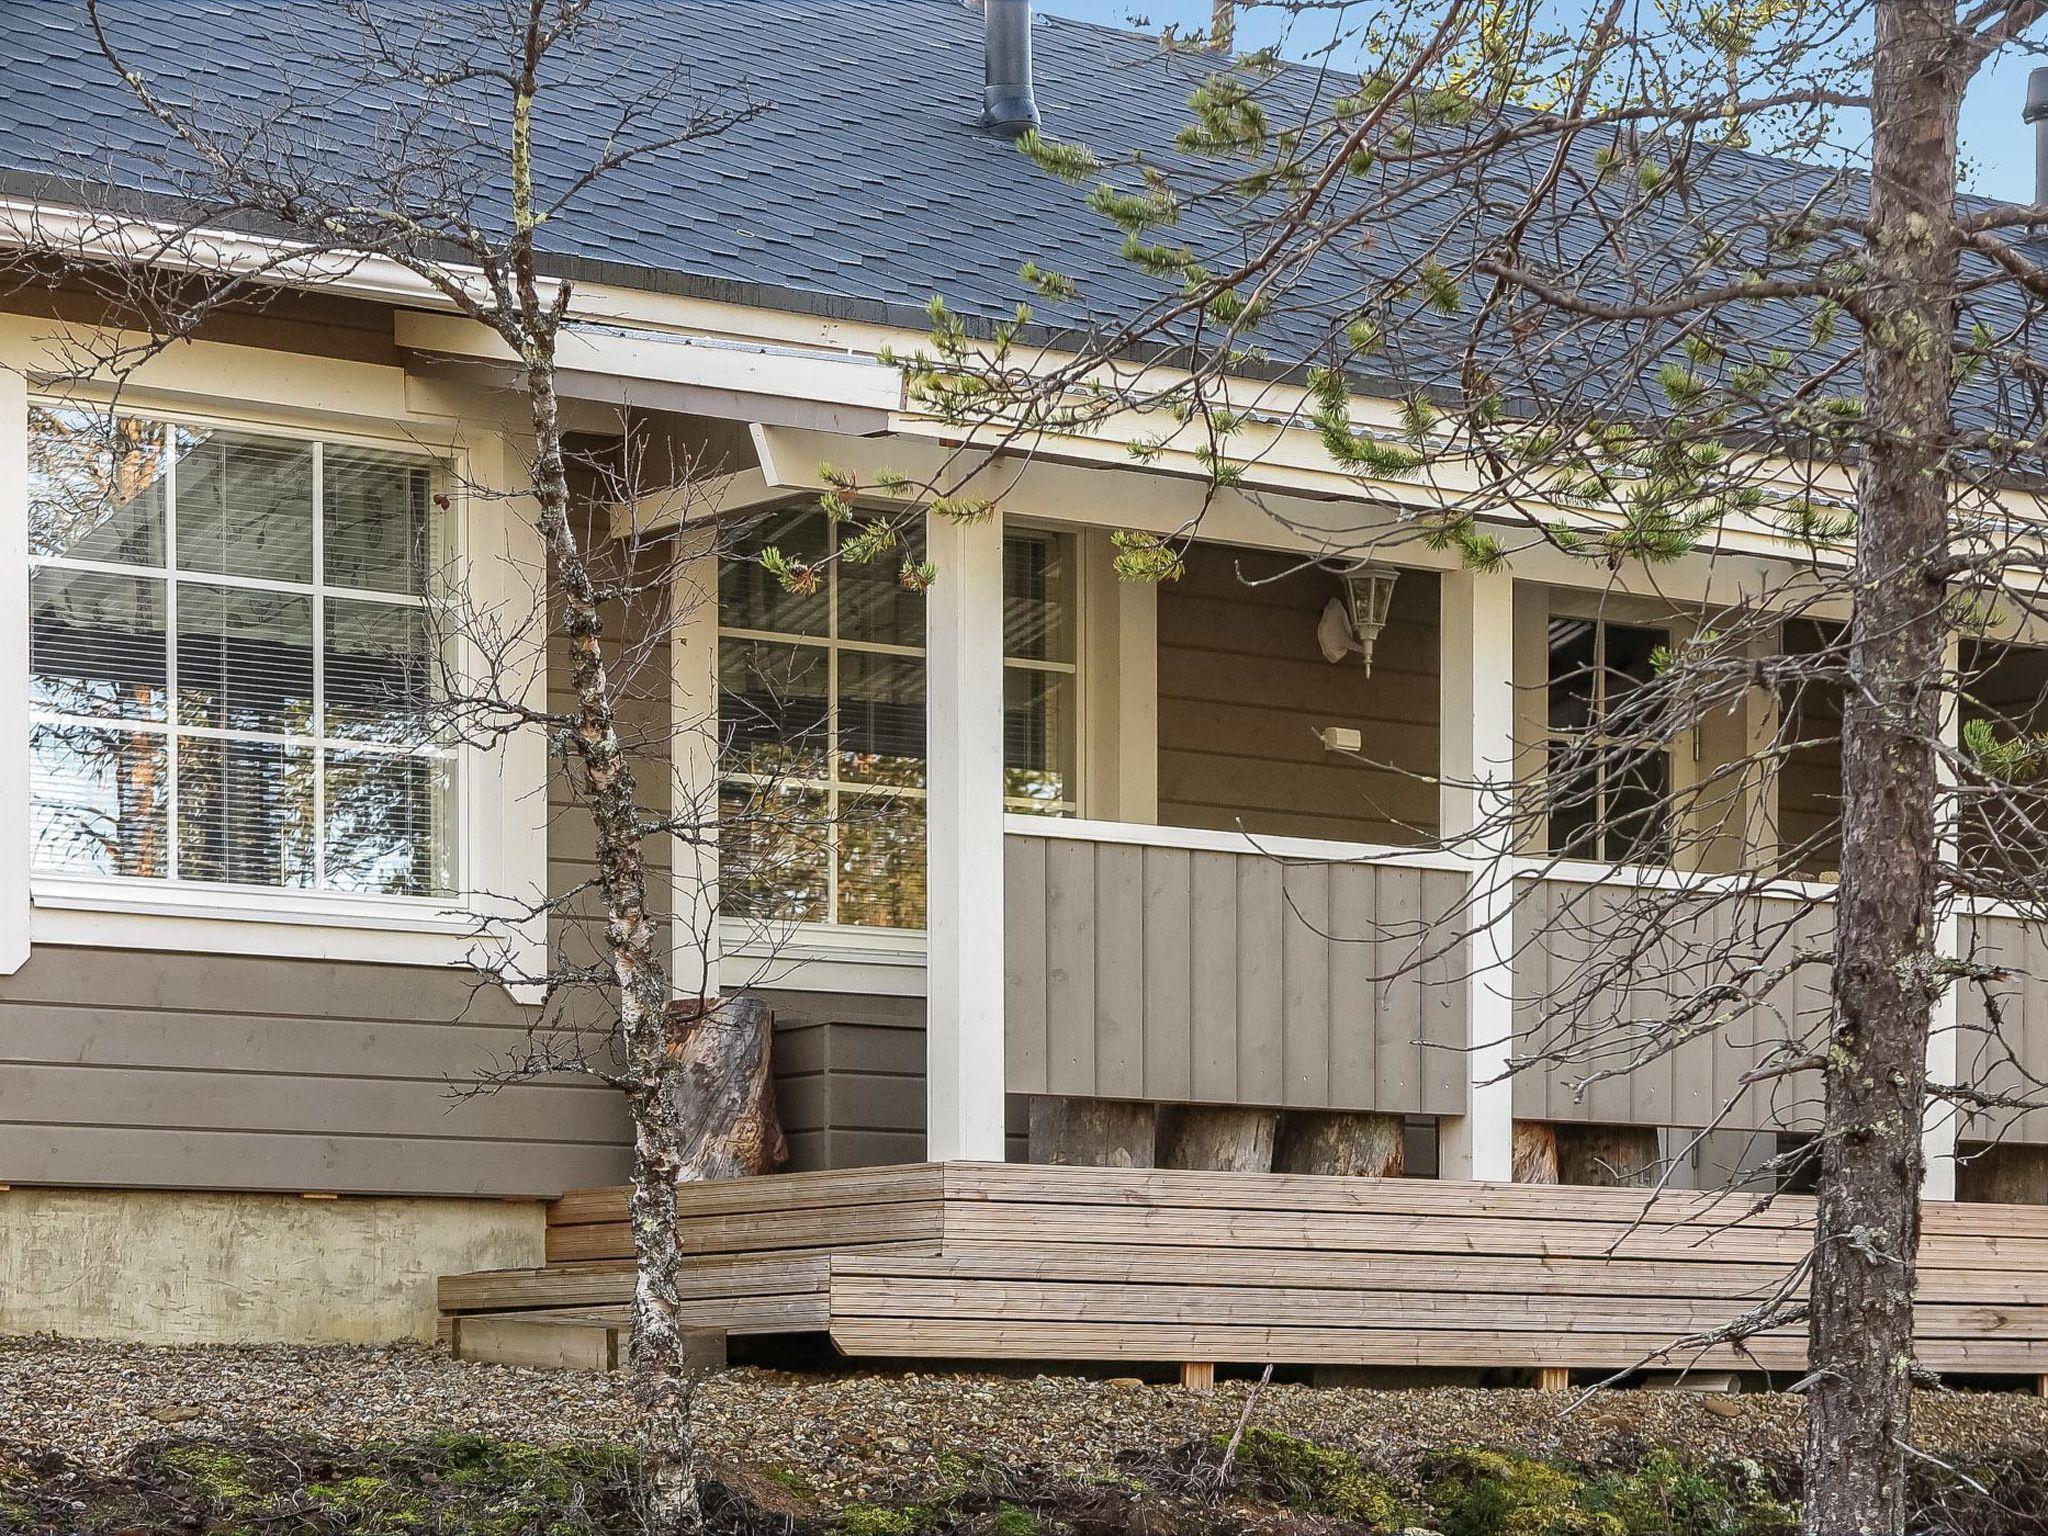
[1156, 546, 1439, 846]
[1512, 877, 1831, 1132]
[1956, 913, 2048, 1147]
[0, 946, 631, 1196]
[1005, 833, 1467, 1113]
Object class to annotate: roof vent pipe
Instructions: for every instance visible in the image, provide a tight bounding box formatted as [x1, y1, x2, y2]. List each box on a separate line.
[2028, 67, 2048, 208]
[981, 0, 1039, 139]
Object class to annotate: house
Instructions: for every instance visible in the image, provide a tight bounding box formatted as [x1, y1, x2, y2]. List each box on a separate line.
[2, 0, 2047, 1360]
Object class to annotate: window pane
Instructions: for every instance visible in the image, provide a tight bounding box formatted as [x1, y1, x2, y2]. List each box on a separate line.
[174, 429, 315, 583]
[719, 637, 829, 777]
[1602, 623, 1669, 737]
[1003, 531, 1073, 663]
[28, 408, 167, 565]
[324, 445, 439, 595]
[30, 568, 167, 721]
[838, 522, 925, 647]
[1546, 619, 1596, 732]
[1004, 666, 1075, 809]
[720, 508, 829, 636]
[837, 793, 926, 928]
[323, 748, 457, 896]
[1545, 740, 1601, 858]
[178, 736, 315, 887]
[1603, 747, 1671, 864]
[839, 651, 926, 787]
[326, 599, 434, 745]
[177, 585, 314, 734]
[29, 723, 169, 877]
[718, 780, 828, 922]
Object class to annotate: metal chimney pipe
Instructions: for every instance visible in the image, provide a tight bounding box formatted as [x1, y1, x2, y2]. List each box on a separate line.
[2027, 67, 2048, 207]
[982, 0, 1039, 139]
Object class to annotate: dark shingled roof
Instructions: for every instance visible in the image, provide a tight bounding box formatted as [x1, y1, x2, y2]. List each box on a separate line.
[0, 0, 2033, 438]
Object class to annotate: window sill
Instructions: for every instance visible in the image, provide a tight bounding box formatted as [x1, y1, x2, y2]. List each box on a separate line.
[717, 917, 928, 997]
[29, 876, 505, 970]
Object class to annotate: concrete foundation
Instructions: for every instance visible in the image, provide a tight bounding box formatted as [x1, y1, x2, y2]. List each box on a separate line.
[0, 1188, 545, 1345]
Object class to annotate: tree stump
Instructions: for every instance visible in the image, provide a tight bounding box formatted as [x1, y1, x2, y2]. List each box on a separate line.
[1027, 1097, 1157, 1167]
[1556, 1124, 1662, 1188]
[1158, 1105, 1278, 1171]
[1511, 1120, 1560, 1184]
[1956, 1142, 2048, 1204]
[665, 996, 787, 1181]
[1274, 1111, 1405, 1177]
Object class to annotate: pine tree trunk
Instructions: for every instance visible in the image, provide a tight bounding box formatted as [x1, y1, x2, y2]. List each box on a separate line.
[1027, 1097, 1157, 1166]
[1158, 1105, 1278, 1171]
[1804, 7, 1961, 1529]
[1274, 1111, 1405, 1176]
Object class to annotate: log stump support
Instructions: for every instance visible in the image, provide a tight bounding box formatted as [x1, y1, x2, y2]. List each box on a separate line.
[1535, 1366, 1571, 1393]
[668, 996, 786, 1181]
[1514, 1120, 1662, 1188]
[1274, 1110, 1405, 1177]
[1027, 1097, 1157, 1167]
[1956, 1142, 2048, 1205]
[1180, 1361, 1216, 1391]
[1158, 1105, 1278, 1171]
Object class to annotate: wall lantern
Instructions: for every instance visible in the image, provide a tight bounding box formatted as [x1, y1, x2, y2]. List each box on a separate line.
[1316, 565, 1401, 673]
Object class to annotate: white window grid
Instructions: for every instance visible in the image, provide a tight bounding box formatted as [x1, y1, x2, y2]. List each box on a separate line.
[717, 523, 1080, 926]
[27, 420, 460, 898]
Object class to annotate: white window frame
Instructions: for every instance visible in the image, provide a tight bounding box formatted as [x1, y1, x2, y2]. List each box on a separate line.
[6, 388, 549, 979]
[1541, 610, 1682, 865]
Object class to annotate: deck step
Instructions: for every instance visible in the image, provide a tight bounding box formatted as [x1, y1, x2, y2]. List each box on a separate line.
[451, 1308, 627, 1373]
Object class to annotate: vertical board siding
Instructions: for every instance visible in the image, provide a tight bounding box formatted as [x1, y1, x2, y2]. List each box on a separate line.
[1513, 878, 1831, 1132]
[1957, 913, 2048, 1146]
[1005, 834, 1467, 1114]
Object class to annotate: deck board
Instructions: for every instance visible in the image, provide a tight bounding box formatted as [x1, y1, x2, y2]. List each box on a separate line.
[444, 1162, 2048, 1375]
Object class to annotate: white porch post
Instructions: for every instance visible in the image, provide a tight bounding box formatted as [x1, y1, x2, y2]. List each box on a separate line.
[1437, 566, 1518, 1181]
[925, 508, 1008, 1161]
[0, 370, 27, 975]
[669, 526, 721, 1004]
[1923, 634, 1963, 1200]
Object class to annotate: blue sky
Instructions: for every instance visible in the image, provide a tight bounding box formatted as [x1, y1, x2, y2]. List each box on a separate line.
[1036, 1, 2039, 204]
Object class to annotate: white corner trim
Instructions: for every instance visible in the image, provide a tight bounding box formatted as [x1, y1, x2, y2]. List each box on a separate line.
[0, 369, 26, 975]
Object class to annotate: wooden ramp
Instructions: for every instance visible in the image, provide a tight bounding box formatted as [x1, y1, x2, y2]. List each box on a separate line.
[439, 1163, 2048, 1378]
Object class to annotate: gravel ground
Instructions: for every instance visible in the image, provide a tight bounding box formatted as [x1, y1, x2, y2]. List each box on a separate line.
[10, 1336, 2048, 1503]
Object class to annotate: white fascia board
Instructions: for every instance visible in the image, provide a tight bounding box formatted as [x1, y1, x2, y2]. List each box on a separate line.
[0, 197, 504, 312]
[393, 310, 903, 413]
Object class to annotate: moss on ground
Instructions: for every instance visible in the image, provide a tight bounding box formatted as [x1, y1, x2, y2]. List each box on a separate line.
[0, 1424, 1977, 1535]
[1216, 1426, 1405, 1525]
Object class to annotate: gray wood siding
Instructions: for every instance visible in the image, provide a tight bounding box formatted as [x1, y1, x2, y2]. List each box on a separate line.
[0, 504, 652, 1198]
[1156, 547, 1439, 846]
[1512, 878, 1831, 1132]
[1956, 913, 2048, 1147]
[0, 946, 631, 1196]
[1004, 833, 1468, 1113]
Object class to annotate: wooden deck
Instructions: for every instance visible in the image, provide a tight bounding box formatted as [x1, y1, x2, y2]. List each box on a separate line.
[438, 1163, 2048, 1378]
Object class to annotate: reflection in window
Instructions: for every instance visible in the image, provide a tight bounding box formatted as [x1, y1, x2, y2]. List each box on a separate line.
[1544, 616, 1674, 863]
[718, 510, 1076, 929]
[26, 407, 456, 897]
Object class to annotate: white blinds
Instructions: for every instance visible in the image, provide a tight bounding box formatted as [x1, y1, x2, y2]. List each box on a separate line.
[26, 408, 457, 898]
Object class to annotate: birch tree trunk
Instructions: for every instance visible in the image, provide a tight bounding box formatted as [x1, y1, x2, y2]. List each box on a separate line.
[1804, 6, 1961, 1528]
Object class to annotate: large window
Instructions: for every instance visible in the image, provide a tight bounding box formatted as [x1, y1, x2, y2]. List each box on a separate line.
[1544, 616, 1672, 863]
[717, 508, 1076, 930]
[26, 408, 457, 898]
